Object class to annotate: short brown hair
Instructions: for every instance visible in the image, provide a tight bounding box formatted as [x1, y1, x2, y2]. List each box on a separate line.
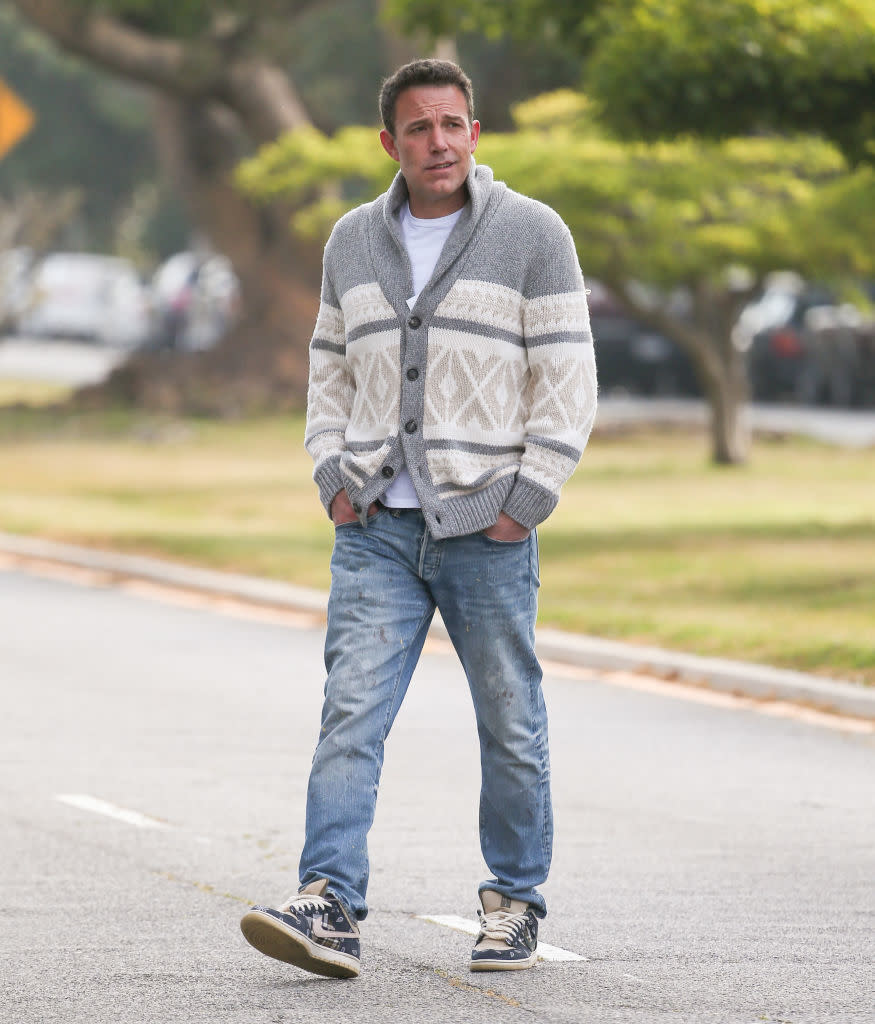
[379, 59, 475, 137]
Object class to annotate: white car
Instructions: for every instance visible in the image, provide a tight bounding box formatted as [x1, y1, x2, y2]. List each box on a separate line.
[17, 252, 152, 349]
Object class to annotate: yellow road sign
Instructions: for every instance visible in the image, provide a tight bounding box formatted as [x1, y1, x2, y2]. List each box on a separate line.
[0, 78, 35, 160]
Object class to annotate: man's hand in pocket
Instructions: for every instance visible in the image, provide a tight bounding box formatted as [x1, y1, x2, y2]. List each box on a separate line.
[483, 511, 530, 542]
[331, 490, 378, 526]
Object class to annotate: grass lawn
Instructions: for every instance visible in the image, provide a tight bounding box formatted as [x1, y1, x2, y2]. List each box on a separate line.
[0, 404, 872, 684]
[0, 379, 75, 407]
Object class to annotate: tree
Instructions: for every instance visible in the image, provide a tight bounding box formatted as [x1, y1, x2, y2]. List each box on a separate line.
[239, 91, 875, 463]
[381, 0, 874, 463]
[9, 0, 570, 412]
[385, 0, 602, 59]
[6, 0, 605, 413]
[587, 0, 875, 166]
[387, 0, 875, 165]
[7, 0, 335, 414]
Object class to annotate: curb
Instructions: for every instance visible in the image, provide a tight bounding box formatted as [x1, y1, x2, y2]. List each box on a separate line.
[1, 531, 872, 721]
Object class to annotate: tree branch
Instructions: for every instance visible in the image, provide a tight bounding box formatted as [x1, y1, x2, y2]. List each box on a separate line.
[223, 62, 311, 141]
[9, 0, 222, 96]
[605, 273, 725, 386]
[10, 0, 311, 140]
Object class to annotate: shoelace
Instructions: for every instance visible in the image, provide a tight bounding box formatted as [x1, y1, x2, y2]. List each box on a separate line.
[477, 907, 529, 944]
[282, 894, 332, 915]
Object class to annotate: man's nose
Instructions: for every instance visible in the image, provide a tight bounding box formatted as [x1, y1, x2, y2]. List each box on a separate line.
[429, 127, 448, 150]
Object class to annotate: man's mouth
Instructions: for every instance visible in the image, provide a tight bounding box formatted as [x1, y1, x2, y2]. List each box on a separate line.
[427, 161, 454, 170]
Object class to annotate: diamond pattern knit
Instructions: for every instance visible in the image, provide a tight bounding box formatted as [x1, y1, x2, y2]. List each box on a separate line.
[306, 161, 598, 539]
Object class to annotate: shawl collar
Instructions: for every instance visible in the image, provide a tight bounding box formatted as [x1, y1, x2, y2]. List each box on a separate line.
[368, 160, 506, 320]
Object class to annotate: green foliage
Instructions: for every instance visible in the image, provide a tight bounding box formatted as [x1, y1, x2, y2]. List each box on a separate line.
[236, 124, 396, 238]
[482, 110, 863, 287]
[282, 0, 385, 131]
[792, 167, 875, 281]
[65, 0, 365, 43]
[389, 0, 875, 164]
[66, 0, 286, 38]
[384, 0, 601, 56]
[238, 86, 872, 464]
[75, 0, 217, 36]
[588, 0, 875, 164]
[238, 90, 875, 289]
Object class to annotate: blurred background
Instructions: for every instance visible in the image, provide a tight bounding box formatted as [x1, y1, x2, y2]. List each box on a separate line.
[1, 0, 873, 681]
[1, 0, 873, 431]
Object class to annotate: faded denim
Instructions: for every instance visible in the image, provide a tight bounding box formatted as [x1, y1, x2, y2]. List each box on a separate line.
[298, 507, 552, 920]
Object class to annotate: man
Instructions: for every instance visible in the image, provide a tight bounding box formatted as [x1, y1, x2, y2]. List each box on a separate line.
[241, 58, 597, 979]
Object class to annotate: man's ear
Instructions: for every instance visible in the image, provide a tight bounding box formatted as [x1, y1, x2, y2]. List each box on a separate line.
[470, 120, 481, 153]
[379, 129, 400, 162]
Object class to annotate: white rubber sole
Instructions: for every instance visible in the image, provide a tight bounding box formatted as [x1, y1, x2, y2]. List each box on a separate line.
[470, 950, 538, 972]
[240, 909, 360, 979]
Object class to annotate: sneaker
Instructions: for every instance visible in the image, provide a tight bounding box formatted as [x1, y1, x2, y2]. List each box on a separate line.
[240, 878, 361, 978]
[470, 890, 539, 972]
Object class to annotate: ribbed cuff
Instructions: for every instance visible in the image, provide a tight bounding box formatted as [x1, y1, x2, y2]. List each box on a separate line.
[502, 475, 558, 530]
[313, 456, 345, 518]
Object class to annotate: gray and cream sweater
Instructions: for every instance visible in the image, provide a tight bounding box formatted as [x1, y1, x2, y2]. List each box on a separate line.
[305, 161, 598, 539]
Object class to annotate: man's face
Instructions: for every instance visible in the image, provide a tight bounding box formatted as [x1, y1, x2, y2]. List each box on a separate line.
[380, 84, 480, 219]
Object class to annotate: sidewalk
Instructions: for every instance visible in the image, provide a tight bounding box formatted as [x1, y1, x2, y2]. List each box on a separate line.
[1, 531, 872, 721]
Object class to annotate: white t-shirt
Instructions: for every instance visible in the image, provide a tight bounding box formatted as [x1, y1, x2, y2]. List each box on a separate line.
[382, 202, 463, 508]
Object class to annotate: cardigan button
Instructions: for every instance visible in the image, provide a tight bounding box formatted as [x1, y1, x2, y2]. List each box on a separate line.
[352, 502, 362, 514]
[406, 367, 419, 381]
[407, 315, 421, 329]
[382, 466, 394, 478]
[405, 419, 417, 433]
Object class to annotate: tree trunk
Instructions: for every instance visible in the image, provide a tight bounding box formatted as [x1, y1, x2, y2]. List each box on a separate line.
[704, 348, 751, 464]
[11, 0, 325, 415]
[609, 276, 754, 464]
[77, 93, 322, 415]
[692, 282, 754, 465]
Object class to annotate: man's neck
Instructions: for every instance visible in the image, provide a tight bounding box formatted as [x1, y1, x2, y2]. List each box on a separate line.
[407, 188, 468, 219]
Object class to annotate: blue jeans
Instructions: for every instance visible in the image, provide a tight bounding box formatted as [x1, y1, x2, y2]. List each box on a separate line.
[299, 507, 552, 921]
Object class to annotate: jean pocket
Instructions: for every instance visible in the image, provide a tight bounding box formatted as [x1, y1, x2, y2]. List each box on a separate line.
[479, 531, 531, 547]
[479, 529, 537, 585]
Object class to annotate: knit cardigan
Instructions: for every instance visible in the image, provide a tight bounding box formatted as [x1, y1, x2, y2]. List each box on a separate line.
[305, 161, 598, 540]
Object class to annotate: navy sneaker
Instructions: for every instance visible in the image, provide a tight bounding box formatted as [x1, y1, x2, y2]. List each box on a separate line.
[240, 878, 360, 978]
[470, 890, 539, 972]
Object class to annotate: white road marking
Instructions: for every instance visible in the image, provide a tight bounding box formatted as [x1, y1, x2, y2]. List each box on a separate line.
[55, 793, 171, 830]
[417, 914, 586, 962]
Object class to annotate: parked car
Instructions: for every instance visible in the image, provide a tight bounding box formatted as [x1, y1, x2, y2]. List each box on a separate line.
[802, 302, 875, 407]
[149, 250, 240, 351]
[736, 272, 874, 406]
[587, 279, 699, 396]
[16, 252, 152, 348]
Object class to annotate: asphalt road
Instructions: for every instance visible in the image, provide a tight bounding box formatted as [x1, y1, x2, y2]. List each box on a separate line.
[1, 567, 873, 1024]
